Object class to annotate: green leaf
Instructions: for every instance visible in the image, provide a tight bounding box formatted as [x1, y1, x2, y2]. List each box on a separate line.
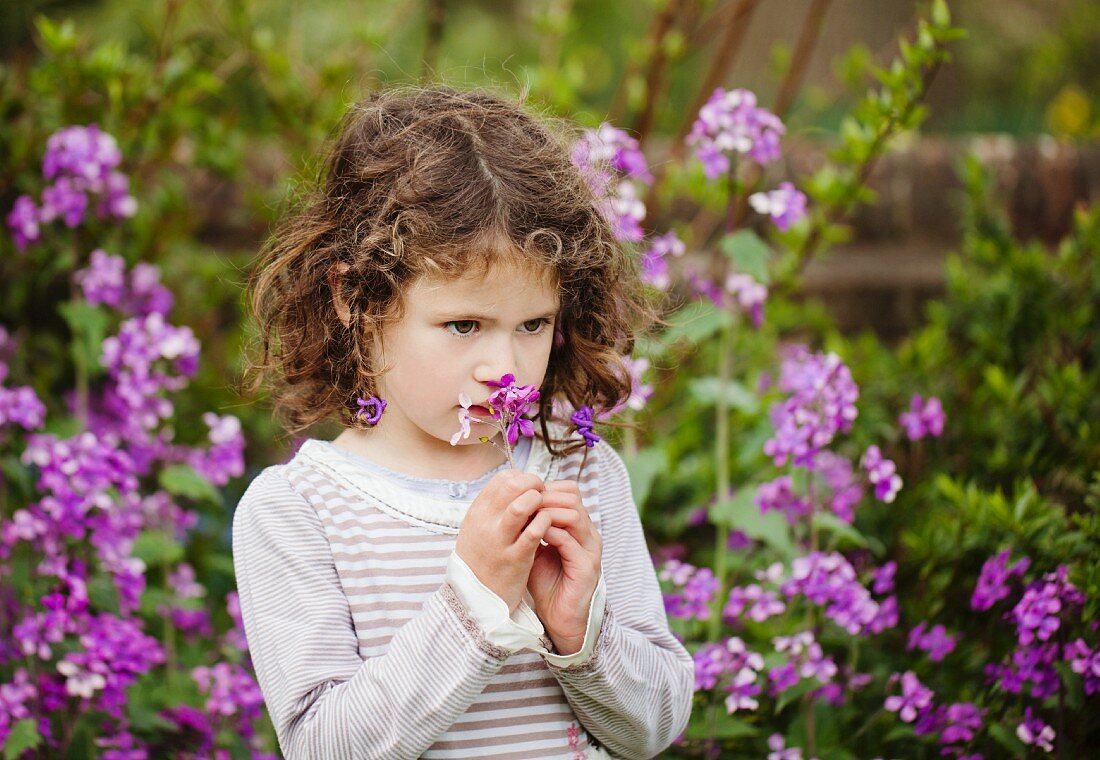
[159, 464, 222, 505]
[711, 487, 795, 558]
[131, 530, 184, 567]
[3, 718, 41, 760]
[775, 677, 818, 713]
[683, 710, 758, 740]
[687, 377, 760, 413]
[58, 301, 111, 375]
[623, 447, 666, 516]
[931, 0, 950, 27]
[812, 511, 884, 553]
[988, 722, 1027, 755]
[720, 230, 772, 284]
[652, 300, 734, 351]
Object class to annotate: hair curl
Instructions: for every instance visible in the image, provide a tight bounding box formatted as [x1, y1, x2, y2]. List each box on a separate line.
[244, 85, 657, 455]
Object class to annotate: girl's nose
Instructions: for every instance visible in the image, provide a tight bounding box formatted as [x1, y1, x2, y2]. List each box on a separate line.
[472, 336, 517, 385]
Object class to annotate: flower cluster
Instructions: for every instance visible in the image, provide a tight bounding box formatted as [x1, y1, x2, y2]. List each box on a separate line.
[639, 231, 685, 290]
[763, 346, 859, 468]
[861, 444, 903, 503]
[572, 123, 651, 242]
[767, 631, 838, 695]
[692, 637, 765, 713]
[884, 670, 934, 723]
[659, 559, 720, 620]
[898, 393, 945, 440]
[75, 249, 174, 318]
[1011, 565, 1083, 646]
[684, 264, 769, 328]
[6, 125, 136, 250]
[687, 88, 785, 178]
[779, 552, 896, 636]
[1, 126, 264, 756]
[907, 622, 957, 662]
[1016, 707, 1055, 752]
[970, 549, 1030, 611]
[723, 583, 786, 623]
[755, 475, 811, 524]
[0, 327, 47, 432]
[749, 182, 808, 232]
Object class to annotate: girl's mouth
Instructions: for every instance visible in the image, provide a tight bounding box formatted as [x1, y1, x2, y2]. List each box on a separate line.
[468, 405, 492, 416]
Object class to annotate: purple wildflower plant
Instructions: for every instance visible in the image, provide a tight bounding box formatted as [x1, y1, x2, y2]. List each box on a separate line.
[884, 670, 934, 723]
[639, 230, 685, 290]
[763, 345, 859, 468]
[971, 548, 1031, 611]
[571, 123, 651, 243]
[691, 637, 765, 714]
[1016, 707, 1055, 752]
[6, 125, 136, 251]
[687, 88, 786, 178]
[906, 622, 958, 662]
[749, 181, 808, 231]
[898, 393, 946, 440]
[1011, 565, 1084, 647]
[659, 559, 720, 620]
[860, 444, 903, 503]
[450, 374, 540, 468]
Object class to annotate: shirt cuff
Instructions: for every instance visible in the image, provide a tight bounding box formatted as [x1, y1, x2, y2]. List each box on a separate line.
[445, 552, 545, 654]
[543, 573, 606, 668]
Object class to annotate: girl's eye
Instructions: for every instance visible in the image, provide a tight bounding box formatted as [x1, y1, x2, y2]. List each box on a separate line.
[520, 318, 548, 335]
[446, 320, 478, 336]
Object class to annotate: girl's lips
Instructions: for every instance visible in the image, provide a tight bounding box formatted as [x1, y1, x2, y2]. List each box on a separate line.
[468, 405, 492, 416]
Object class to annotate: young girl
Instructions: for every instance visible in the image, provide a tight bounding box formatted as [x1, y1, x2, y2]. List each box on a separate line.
[234, 86, 693, 759]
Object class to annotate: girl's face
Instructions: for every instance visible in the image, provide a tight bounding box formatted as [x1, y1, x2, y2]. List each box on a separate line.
[371, 259, 560, 472]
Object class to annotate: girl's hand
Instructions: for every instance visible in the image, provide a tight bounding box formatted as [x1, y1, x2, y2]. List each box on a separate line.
[455, 470, 553, 614]
[526, 479, 603, 656]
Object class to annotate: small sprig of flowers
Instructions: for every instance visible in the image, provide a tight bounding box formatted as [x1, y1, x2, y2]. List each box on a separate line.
[450, 373, 540, 469]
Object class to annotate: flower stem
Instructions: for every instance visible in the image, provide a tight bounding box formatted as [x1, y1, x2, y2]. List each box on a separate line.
[708, 319, 733, 641]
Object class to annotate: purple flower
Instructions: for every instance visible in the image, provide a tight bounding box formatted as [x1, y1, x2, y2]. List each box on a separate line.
[812, 450, 864, 523]
[871, 560, 896, 595]
[971, 549, 1030, 611]
[192, 662, 265, 738]
[907, 622, 957, 662]
[659, 560, 720, 620]
[486, 374, 541, 446]
[186, 412, 245, 486]
[6, 195, 41, 250]
[687, 88, 786, 177]
[724, 271, 767, 327]
[763, 345, 859, 468]
[639, 231, 685, 290]
[898, 393, 945, 440]
[1066, 638, 1100, 695]
[884, 671, 934, 723]
[755, 475, 811, 525]
[0, 384, 47, 431]
[692, 637, 764, 710]
[40, 177, 90, 228]
[569, 405, 601, 448]
[43, 124, 122, 185]
[1011, 565, 1083, 646]
[0, 668, 38, 747]
[76, 249, 128, 308]
[684, 265, 724, 308]
[572, 124, 650, 243]
[1016, 707, 1055, 752]
[860, 445, 902, 503]
[723, 583, 785, 623]
[749, 182, 808, 231]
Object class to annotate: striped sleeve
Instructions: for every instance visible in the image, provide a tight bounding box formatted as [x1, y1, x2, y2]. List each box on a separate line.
[232, 467, 509, 759]
[547, 442, 694, 759]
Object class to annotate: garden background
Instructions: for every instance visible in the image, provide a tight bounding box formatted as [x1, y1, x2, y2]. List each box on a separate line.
[1, 0, 1098, 757]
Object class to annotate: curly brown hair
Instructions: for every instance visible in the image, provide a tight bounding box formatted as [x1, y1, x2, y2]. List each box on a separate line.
[244, 84, 656, 454]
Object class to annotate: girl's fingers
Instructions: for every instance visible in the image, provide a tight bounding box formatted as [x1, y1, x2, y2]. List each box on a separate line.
[499, 488, 546, 540]
[541, 525, 598, 572]
[517, 510, 553, 550]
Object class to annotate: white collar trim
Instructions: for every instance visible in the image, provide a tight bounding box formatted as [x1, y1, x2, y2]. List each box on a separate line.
[295, 431, 561, 535]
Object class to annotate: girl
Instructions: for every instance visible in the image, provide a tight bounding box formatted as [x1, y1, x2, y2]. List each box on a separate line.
[235, 86, 693, 759]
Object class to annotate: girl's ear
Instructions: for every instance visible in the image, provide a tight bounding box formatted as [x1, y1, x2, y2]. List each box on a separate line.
[329, 262, 353, 328]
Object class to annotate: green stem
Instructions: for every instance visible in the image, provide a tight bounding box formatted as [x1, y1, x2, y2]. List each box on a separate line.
[708, 320, 733, 641]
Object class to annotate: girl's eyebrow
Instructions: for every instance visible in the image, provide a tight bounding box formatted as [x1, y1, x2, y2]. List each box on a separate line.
[433, 306, 560, 322]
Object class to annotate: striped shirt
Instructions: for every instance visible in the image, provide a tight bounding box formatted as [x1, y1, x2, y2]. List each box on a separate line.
[232, 431, 693, 759]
